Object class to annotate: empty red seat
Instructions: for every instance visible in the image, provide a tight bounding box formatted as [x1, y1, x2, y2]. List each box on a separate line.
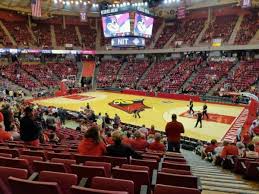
[234, 158, 256, 174]
[161, 168, 192, 175]
[21, 150, 47, 160]
[19, 155, 43, 166]
[243, 161, 259, 179]
[0, 153, 12, 158]
[70, 186, 128, 194]
[0, 148, 20, 157]
[91, 177, 134, 194]
[47, 152, 73, 160]
[112, 167, 150, 194]
[74, 154, 102, 164]
[131, 159, 158, 173]
[71, 164, 107, 184]
[0, 156, 31, 173]
[121, 164, 149, 174]
[101, 156, 128, 167]
[156, 172, 200, 189]
[39, 171, 77, 194]
[8, 176, 63, 194]
[33, 161, 67, 173]
[141, 154, 160, 161]
[154, 184, 201, 194]
[0, 166, 28, 194]
[85, 161, 111, 177]
[51, 158, 76, 173]
[162, 162, 190, 171]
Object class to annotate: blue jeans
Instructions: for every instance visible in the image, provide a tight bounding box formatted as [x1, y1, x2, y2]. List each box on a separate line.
[168, 141, 180, 153]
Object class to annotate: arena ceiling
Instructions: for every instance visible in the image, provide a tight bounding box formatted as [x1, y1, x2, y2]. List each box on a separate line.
[0, 0, 239, 18]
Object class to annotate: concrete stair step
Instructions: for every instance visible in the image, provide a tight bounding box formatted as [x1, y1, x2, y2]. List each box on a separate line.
[201, 180, 253, 190]
[202, 185, 258, 194]
[193, 173, 235, 179]
[192, 171, 229, 176]
[200, 177, 247, 184]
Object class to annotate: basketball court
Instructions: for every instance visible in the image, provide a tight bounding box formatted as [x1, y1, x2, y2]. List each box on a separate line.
[33, 91, 244, 141]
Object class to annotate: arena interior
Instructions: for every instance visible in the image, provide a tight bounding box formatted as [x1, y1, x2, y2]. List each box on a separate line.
[0, 0, 259, 193]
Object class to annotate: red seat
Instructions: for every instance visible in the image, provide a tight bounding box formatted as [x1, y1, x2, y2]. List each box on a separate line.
[19, 155, 43, 167]
[8, 176, 63, 194]
[154, 184, 201, 194]
[47, 152, 73, 160]
[243, 161, 259, 179]
[162, 162, 190, 171]
[141, 154, 160, 161]
[157, 172, 200, 189]
[101, 156, 128, 167]
[71, 164, 107, 184]
[74, 154, 102, 164]
[233, 158, 256, 174]
[51, 158, 76, 173]
[39, 171, 77, 194]
[70, 186, 128, 194]
[0, 156, 31, 173]
[91, 177, 134, 194]
[0, 153, 12, 158]
[0, 166, 28, 194]
[165, 152, 184, 158]
[85, 161, 111, 177]
[121, 164, 149, 174]
[112, 167, 150, 194]
[131, 159, 158, 174]
[21, 150, 47, 160]
[161, 168, 192, 175]
[33, 161, 67, 173]
[0, 148, 20, 157]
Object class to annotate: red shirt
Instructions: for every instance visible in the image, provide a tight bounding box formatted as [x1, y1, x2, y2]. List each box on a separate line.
[221, 145, 239, 158]
[0, 130, 11, 141]
[78, 138, 106, 156]
[105, 137, 114, 145]
[122, 137, 133, 146]
[0, 112, 4, 122]
[205, 144, 217, 153]
[131, 138, 148, 151]
[148, 141, 165, 152]
[165, 121, 184, 142]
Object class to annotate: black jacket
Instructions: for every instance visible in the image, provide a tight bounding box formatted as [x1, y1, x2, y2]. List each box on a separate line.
[106, 143, 142, 159]
[20, 116, 41, 142]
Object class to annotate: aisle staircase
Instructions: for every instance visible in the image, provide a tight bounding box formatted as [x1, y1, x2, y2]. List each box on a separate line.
[95, 23, 102, 50]
[136, 60, 156, 88]
[183, 150, 258, 194]
[26, 25, 37, 45]
[164, 34, 176, 48]
[249, 29, 259, 44]
[0, 20, 16, 46]
[194, 19, 210, 46]
[75, 26, 82, 45]
[112, 61, 128, 87]
[228, 14, 244, 45]
[50, 25, 57, 47]
[150, 21, 165, 49]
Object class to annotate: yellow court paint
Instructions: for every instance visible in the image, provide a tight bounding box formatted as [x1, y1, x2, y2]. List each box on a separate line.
[33, 91, 244, 141]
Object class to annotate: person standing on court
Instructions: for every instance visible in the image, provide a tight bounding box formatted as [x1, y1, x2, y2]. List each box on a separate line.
[195, 111, 203, 128]
[189, 99, 194, 115]
[202, 103, 209, 119]
[165, 114, 184, 152]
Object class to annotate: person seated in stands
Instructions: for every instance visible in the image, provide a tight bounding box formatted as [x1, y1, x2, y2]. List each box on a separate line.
[202, 139, 218, 159]
[0, 124, 13, 141]
[78, 126, 106, 156]
[45, 111, 56, 131]
[236, 142, 246, 156]
[243, 144, 259, 159]
[148, 125, 156, 135]
[20, 107, 41, 146]
[106, 130, 142, 159]
[148, 133, 165, 152]
[9, 123, 20, 140]
[122, 131, 133, 146]
[220, 141, 239, 158]
[49, 131, 60, 144]
[131, 131, 148, 151]
[105, 132, 114, 145]
[147, 134, 155, 144]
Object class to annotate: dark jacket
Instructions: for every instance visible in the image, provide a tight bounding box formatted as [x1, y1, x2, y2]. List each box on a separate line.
[20, 116, 41, 142]
[106, 142, 142, 159]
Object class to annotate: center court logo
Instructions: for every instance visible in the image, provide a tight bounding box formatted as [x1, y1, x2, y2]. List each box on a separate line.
[108, 99, 150, 114]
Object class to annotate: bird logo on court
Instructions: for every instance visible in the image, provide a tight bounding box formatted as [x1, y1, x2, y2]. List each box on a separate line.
[109, 99, 150, 114]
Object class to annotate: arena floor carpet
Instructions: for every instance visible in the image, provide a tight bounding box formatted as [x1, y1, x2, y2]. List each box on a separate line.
[33, 91, 244, 141]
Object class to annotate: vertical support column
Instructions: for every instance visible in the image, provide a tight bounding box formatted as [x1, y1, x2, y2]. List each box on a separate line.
[62, 15, 66, 29]
[28, 15, 32, 29]
[208, 7, 211, 23]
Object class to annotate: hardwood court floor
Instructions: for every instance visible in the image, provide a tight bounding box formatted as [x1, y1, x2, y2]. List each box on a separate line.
[33, 91, 244, 141]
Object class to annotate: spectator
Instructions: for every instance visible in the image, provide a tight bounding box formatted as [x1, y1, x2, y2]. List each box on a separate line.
[106, 130, 142, 159]
[46, 112, 56, 131]
[105, 132, 114, 145]
[138, 124, 148, 137]
[0, 124, 13, 141]
[148, 133, 165, 152]
[148, 125, 156, 135]
[20, 107, 41, 146]
[202, 139, 217, 159]
[0, 111, 4, 130]
[49, 132, 60, 144]
[114, 113, 121, 126]
[9, 123, 20, 140]
[131, 131, 148, 151]
[122, 131, 133, 146]
[236, 142, 246, 156]
[1, 104, 12, 131]
[220, 142, 239, 158]
[243, 144, 259, 159]
[165, 114, 184, 152]
[78, 126, 106, 156]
